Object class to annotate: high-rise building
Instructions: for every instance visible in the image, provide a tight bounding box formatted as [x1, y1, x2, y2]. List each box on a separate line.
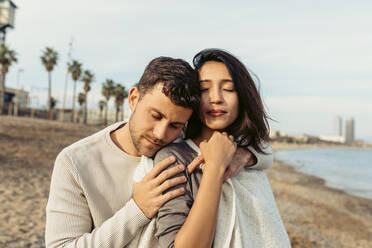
[334, 115, 342, 136]
[345, 117, 355, 145]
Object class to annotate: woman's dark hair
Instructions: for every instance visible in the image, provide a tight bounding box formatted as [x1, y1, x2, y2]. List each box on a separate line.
[185, 48, 270, 153]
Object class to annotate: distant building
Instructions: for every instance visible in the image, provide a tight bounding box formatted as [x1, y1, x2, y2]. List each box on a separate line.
[334, 115, 342, 136]
[345, 117, 355, 145]
[1, 87, 29, 114]
[319, 135, 345, 144]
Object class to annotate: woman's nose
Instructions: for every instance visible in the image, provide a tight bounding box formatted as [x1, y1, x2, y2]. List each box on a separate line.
[209, 88, 223, 104]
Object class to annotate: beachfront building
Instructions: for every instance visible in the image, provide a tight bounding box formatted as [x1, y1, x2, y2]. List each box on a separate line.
[334, 115, 342, 136]
[1, 87, 29, 115]
[345, 117, 355, 145]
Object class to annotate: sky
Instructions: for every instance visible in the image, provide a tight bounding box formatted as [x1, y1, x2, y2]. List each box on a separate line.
[5, 0, 372, 142]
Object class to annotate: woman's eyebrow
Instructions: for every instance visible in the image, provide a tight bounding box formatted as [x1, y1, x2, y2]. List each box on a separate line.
[199, 79, 211, 83]
[199, 79, 233, 83]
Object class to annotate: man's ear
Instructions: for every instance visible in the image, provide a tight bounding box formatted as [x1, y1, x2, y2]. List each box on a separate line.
[128, 87, 140, 112]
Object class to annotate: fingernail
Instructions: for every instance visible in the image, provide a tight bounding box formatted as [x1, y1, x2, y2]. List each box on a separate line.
[178, 164, 184, 170]
[170, 156, 175, 162]
[182, 176, 187, 182]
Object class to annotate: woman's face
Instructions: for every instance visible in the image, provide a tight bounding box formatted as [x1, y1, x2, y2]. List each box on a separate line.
[198, 61, 239, 131]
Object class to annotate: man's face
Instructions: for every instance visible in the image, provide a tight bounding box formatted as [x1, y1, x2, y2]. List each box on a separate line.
[128, 84, 193, 157]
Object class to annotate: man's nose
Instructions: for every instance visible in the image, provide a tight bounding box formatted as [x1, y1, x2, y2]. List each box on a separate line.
[153, 123, 167, 141]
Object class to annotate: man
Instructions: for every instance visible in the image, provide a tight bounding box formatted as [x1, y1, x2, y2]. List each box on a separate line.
[45, 57, 272, 247]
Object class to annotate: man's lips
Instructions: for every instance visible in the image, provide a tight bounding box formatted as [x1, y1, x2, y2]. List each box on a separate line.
[207, 109, 227, 117]
[144, 137, 162, 147]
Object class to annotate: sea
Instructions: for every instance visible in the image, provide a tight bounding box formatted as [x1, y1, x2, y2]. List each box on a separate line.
[274, 148, 372, 200]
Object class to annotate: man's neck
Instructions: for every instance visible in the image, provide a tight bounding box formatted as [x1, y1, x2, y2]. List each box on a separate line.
[110, 123, 141, 157]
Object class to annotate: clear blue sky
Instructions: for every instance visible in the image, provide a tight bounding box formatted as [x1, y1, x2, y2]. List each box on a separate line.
[7, 0, 372, 142]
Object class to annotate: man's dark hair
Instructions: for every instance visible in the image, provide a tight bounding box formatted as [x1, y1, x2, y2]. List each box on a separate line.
[137, 56, 200, 111]
[186, 48, 270, 154]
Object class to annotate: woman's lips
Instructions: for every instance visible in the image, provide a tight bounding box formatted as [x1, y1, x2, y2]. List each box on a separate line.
[207, 110, 226, 117]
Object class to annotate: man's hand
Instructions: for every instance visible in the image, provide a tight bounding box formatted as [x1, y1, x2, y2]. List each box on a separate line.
[133, 156, 187, 218]
[223, 147, 257, 181]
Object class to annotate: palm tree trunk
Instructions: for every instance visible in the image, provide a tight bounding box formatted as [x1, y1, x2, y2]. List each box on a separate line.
[104, 101, 108, 126]
[84, 92, 88, 124]
[99, 109, 103, 125]
[0, 73, 5, 115]
[121, 103, 124, 121]
[115, 105, 119, 122]
[48, 71, 52, 119]
[71, 80, 77, 122]
[61, 68, 69, 122]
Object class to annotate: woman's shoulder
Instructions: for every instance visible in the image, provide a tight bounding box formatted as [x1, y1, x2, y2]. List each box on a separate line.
[154, 140, 197, 165]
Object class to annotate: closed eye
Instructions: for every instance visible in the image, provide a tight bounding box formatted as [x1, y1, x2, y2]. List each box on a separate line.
[152, 115, 161, 120]
[170, 124, 183, 129]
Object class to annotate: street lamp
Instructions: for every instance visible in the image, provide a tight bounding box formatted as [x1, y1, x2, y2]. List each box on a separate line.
[13, 67, 23, 115]
[0, 0, 17, 43]
[16, 68, 23, 88]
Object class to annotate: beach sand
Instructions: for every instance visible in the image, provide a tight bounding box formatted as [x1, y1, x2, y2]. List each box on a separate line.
[0, 116, 371, 247]
[267, 156, 372, 247]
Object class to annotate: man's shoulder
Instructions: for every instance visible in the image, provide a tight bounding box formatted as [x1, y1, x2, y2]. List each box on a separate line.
[58, 122, 124, 166]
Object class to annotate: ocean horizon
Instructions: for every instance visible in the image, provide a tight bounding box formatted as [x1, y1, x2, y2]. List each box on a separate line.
[274, 148, 372, 200]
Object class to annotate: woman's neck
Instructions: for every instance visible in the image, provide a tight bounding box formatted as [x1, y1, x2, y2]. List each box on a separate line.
[192, 126, 215, 147]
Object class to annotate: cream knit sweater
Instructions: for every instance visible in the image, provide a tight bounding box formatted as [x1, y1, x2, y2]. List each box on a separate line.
[45, 123, 150, 247]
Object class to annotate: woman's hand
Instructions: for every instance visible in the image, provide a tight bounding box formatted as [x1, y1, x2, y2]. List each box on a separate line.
[199, 131, 237, 176]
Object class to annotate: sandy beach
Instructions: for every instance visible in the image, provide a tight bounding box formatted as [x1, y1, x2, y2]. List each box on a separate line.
[1, 116, 371, 247]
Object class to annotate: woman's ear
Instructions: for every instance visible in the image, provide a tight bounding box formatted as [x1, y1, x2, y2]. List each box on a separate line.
[128, 87, 140, 112]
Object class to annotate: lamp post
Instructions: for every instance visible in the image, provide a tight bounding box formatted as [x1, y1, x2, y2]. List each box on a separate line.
[16, 67, 23, 87]
[61, 37, 74, 122]
[0, 0, 17, 43]
[14, 67, 23, 116]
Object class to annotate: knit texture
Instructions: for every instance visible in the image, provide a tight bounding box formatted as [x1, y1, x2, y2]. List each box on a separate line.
[45, 122, 150, 248]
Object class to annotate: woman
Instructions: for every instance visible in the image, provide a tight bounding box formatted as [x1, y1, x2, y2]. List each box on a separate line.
[154, 49, 290, 247]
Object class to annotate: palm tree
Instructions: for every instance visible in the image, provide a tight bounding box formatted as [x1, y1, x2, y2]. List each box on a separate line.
[101, 79, 115, 125]
[0, 44, 17, 115]
[81, 70, 94, 124]
[40, 47, 59, 117]
[113, 84, 129, 122]
[68, 60, 82, 122]
[98, 100, 106, 125]
[77, 92, 85, 123]
[49, 96, 57, 120]
[121, 86, 129, 121]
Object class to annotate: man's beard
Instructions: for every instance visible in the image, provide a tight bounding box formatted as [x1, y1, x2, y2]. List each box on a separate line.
[128, 109, 165, 157]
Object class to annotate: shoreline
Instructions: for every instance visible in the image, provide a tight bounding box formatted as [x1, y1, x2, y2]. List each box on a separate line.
[272, 142, 372, 200]
[267, 145, 372, 247]
[270, 141, 372, 151]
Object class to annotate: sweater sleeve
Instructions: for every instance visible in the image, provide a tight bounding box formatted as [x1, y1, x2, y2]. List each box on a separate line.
[153, 147, 194, 248]
[45, 151, 150, 248]
[246, 143, 274, 170]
